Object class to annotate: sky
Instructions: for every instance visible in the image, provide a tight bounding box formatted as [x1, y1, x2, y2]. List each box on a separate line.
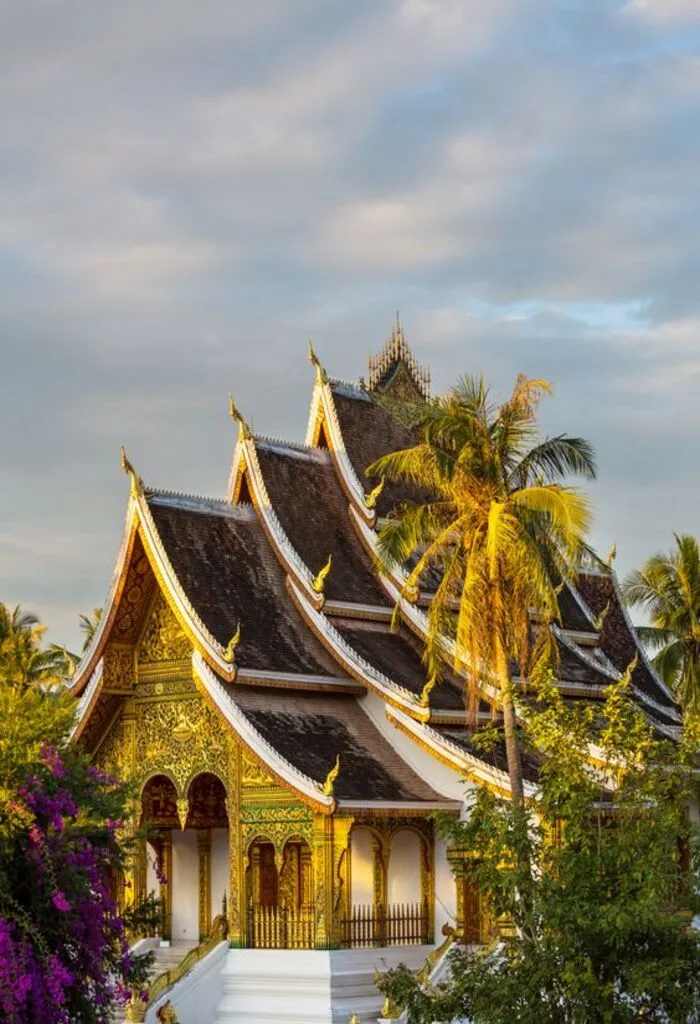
[2, 0, 700, 651]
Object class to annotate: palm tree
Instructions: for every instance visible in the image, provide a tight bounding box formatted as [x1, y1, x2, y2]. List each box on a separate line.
[368, 374, 596, 806]
[79, 606, 103, 652]
[0, 602, 70, 693]
[622, 534, 700, 717]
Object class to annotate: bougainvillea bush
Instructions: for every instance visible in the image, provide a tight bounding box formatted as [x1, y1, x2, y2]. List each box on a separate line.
[0, 684, 154, 1023]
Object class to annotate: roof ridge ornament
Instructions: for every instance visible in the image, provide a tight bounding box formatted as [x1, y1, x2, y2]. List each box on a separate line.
[308, 340, 328, 384]
[367, 314, 431, 399]
[419, 673, 438, 708]
[322, 753, 340, 797]
[605, 541, 617, 567]
[120, 445, 144, 498]
[224, 621, 241, 665]
[364, 477, 385, 510]
[229, 394, 251, 440]
[312, 553, 333, 596]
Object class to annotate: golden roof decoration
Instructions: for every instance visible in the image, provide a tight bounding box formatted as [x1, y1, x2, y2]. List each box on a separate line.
[120, 445, 144, 498]
[308, 339, 328, 384]
[229, 394, 251, 440]
[367, 313, 431, 399]
[322, 753, 340, 797]
[419, 673, 438, 708]
[364, 477, 385, 510]
[224, 621, 241, 664]
[312, 553, 333, 595]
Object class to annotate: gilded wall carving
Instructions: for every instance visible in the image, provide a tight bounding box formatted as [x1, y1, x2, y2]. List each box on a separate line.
[135, 696, 230, 795]
[97, 713, 132, 781]
[241, 804, 314, 853]
[103, 644, 134, 692]
[138, 591, 191, 663]
[242, 752, 274, 788]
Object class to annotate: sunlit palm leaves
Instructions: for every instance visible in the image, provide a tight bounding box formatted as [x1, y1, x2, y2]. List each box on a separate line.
[622, 534, 700, 716]
[369, 374, 596, 804]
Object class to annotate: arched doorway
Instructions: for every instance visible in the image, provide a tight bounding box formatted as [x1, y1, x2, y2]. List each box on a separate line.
[141, 774, 179, 940]
[246, 836, 314, 948]
[186, 773, 228, 941]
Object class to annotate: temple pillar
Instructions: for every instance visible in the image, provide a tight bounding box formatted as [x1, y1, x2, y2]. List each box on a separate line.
[161, 830, 173, 941]
[312, 816, 333, 949]
[198, 827, 212, 940]
[225, 785, 244, 947]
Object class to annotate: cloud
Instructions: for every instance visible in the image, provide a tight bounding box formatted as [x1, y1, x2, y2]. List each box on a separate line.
[628, 0, 700, 22]
[2, 0, 700, 647]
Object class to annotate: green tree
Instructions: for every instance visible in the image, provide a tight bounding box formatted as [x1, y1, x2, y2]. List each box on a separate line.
[368, 375, 596, 805]
[0, 607, 156, 1023]
[623, 533, 700, 716]
[0, 602, 69, 693]
[378, 676, 700, 1023]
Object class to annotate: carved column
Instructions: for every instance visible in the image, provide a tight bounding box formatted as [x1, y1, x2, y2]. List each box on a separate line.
[420, 834, 435, 944]
[312, 815, 334, 949]
[372, 831, 389, 945]
[197, 828, 212, 940]
[161, 831, 173, 941]
[331, 818, 353, 947]
[226, 796, 244, 947]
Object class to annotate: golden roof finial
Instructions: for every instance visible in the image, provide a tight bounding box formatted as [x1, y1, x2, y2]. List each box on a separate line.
[120, 445, 143, 498]
[419, 673, 438, 708]
[322, 754, 340, 797]
[594, 600, 611, 632]
[312, 553, 333, 595]
[364, 477, 385, 510]
[224, 621, 241, 664]
[308, 339, 328, 384]
[606, 542, 617, 567]
[229, 394, 251, 440]
[621, 652, 639, 688]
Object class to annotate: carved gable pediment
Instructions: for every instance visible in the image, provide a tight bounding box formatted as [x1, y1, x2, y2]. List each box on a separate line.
[139, 590, 191, 664]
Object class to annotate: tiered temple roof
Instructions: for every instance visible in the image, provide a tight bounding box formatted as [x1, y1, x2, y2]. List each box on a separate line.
[70, 323, 682, 809]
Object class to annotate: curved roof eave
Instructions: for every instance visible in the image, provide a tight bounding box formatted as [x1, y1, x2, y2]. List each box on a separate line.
[69, 499, 140, 697]
[385, 704, 538, 801]
[306, 377, 377, 524]
[192, 651, 335, 813]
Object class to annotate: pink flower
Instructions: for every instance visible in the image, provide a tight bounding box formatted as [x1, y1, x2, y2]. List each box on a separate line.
[52, 890, 71, 913]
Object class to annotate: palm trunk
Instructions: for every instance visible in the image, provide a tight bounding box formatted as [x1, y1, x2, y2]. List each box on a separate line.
[497, 645, 525, 808]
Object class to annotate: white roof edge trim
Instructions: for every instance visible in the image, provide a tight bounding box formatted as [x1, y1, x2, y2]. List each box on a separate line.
[386, 705, 538, 800]
[135, 495, 236, 678]
[304, 380, 324, 447]
[318, 381, 375, 522]
[70, 499, 137, 693]
[227, 435, 246, 503]
[70, 659, 104, 739]
[243, 438, 320, 604]
[236, 668, 360, 688]
[288, 578, 424, 716]
[337, 800, 461, 811]
[192, 651, 333, 808]
[552, 625, 620, 682]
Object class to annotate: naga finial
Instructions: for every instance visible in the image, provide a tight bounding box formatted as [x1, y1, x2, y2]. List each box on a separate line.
[606, 542, 617, 567]
[364, 477, 385, 510]
[308, 339, 328, 384]
[312, 553, 333, 595]
[594, 600, 611, 632]
[322, 754, 340, 797]
[229, 394, 251, 439]
[419, 673, 438, 708]
[120, 445, 143, 497]
[621, 652, 639, 688]
[224, 621, 241, 664]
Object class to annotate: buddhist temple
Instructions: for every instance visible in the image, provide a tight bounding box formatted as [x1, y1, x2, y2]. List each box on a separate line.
[68, 321, 682, 1024]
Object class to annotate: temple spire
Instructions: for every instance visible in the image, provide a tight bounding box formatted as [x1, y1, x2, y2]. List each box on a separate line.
[367, 315, 431, 400]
